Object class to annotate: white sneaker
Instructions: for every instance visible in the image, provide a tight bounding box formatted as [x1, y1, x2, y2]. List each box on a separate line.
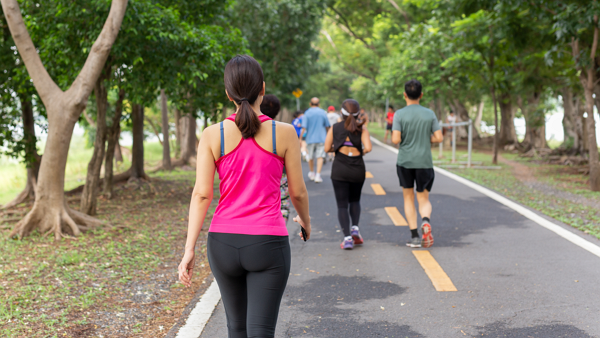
[314, 174, 323, 183]
[308, 172, 315, 181]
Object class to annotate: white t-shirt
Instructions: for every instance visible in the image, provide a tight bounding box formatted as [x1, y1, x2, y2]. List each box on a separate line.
[327, 112, 341, 127]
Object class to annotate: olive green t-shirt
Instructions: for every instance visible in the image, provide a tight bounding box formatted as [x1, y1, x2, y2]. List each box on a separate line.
[392, 104, 440, 169]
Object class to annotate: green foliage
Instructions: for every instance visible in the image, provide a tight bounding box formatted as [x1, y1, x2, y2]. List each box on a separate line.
[231, 0, 324, 107]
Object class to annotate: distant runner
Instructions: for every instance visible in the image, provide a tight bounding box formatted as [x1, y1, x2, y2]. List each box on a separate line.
[384, 105, 394, 144]
[300, 97, 330, 183]
[291, 111, 307, 159]
[325, 99, 372, 250]
[392, 79, 443, 248]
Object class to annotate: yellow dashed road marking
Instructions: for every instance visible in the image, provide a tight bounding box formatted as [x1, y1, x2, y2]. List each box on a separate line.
[412, 251, 457, 292]
[366, 171, 374, 178]
[384, 207, 408, 226]
[371, 183, 386, 195]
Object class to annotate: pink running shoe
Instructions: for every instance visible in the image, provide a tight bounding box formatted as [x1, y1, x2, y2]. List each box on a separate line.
[351, 227, 363, 245]
[340, 237, 354, 250]
[421, 221, 434, 248]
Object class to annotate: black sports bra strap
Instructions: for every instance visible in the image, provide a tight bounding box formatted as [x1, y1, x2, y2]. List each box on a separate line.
[220, 122, 225, 157]
[272, 120, 277, 155]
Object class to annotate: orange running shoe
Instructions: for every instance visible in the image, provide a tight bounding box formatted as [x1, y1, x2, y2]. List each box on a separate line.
[421, 221, 434, 248]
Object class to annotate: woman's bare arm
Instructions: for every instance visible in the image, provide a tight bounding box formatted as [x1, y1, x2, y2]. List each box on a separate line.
[324, 127, 334, 152]
[178, 125, 218, 287]
[362, 128, 372, 154]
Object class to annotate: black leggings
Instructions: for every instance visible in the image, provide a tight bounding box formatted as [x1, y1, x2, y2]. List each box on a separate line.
[207, 232, 291, 338]
[331, 179, 365, 236]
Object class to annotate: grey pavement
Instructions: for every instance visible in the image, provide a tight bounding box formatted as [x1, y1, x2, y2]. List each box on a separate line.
[201, 142, 600, 337]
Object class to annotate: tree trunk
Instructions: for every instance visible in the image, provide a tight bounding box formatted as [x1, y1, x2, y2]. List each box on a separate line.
[114, 138, 123, 163]
[174, 107, 181, 158]
[452, 99, 477, 139]
[519, 93, 547, 151]
[498, 93, 518, 147]
[80, 66, 110, 215]
[160, 89, 172, 170]
[2, 94, 40, 209]
[561, 87, 583, 154]
[103, 89, 124, 198]
[131, 104, 147, 179]
[2, 0, 127, 239]
[177, 114, 198, 165]
[491, 85, 499, 164]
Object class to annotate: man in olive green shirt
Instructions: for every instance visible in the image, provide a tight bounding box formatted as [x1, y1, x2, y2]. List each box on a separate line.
[392, 79, 443, 248]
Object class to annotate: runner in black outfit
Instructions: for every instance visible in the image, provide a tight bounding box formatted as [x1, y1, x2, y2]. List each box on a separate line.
[325, 99, 372, 250]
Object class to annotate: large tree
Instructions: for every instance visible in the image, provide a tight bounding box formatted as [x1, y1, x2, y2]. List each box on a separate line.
[1, 0, 127, 239]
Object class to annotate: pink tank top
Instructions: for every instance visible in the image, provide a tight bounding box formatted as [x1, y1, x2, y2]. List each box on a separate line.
[209, 114, 288, 236]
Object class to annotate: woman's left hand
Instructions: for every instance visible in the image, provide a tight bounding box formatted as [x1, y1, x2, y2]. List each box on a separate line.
[178, 250, 196, 288]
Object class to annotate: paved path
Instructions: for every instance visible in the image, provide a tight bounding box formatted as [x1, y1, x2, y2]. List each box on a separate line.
[200, 143, 600, 337]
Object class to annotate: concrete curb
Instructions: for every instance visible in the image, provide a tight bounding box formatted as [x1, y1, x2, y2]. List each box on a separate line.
[165, 274, 220, 338]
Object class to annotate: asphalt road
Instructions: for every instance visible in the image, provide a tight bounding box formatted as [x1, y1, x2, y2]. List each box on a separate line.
[200, 142, 600, 338]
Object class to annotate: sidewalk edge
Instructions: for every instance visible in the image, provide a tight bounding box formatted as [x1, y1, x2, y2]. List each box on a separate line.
[166, 275, 221, 338]
[370, 136, 600, 259]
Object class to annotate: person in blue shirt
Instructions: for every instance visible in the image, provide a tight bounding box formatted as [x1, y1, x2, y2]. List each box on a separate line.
[292, 111, 303, 137]
[291, 111, 307, 160]
[300, 97, 330, 183]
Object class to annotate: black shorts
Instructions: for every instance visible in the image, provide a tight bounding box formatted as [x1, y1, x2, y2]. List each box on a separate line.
[386, 123, 393, 131]
[396, 166, 435, 192]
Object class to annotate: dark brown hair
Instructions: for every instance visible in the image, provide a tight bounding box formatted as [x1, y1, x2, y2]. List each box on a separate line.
[341, 99, 364, 134]
[224, 55, 264, 138]
[260, 94, 281, 119]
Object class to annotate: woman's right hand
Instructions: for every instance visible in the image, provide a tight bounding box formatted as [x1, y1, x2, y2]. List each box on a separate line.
[293, 215, 311, 240]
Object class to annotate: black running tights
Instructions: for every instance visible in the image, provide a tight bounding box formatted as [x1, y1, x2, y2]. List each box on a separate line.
[207, 232, 291, 338]
[331, 179, 365, 236]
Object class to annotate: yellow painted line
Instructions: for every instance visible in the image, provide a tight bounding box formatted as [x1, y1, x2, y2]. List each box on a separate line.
[365, 171, 374, 178]
[412, 251, 457, 292]
[371, 183, 386, 195]
[384, 207, 408, 226]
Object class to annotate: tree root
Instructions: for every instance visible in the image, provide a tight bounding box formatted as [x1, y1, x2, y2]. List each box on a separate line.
[1, 177, 36, 210]
[9, 203, 105, 240]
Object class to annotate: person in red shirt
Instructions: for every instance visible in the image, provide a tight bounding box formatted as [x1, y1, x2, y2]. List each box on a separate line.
[384, 105, 394, 143]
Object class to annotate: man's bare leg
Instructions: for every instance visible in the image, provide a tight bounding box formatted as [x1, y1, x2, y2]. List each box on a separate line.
[384, 130, 389, 143]
[403, 188, 417, 230]
[316, 157, 324, 174]
[308, 159, 314, 173]
[416, 190, 432, 219]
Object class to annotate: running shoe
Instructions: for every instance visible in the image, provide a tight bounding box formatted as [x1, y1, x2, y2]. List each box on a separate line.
[421, 221, 434, 248]
[406, 237, 422, 248]
[308, 172, 315, 181]
[351, 227, 363, 245]
[340, 237, 354, 250]
[314, 174, 323, 183]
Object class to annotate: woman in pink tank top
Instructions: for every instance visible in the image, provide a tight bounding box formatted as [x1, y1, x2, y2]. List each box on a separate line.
[177, 55, 311, 338]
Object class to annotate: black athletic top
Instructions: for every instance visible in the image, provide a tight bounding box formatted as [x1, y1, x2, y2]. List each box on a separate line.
[331, 122, 365, 182]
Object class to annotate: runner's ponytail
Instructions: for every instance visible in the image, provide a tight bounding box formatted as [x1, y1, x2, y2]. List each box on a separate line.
[224, 55, 264, 139]
[341, 99, 364, 134]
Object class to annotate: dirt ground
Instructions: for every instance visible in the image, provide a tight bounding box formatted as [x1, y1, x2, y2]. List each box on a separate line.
[0, 170, 214, 338]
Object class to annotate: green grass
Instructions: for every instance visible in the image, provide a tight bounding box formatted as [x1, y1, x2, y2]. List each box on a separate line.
[450, 152, 600, 239]
[0, 135, 166, 205]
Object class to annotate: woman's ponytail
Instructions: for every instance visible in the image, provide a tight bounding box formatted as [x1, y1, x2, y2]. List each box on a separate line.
[235, 100, 261, 139]
[224, 55, 264, 139]
[341, 99, 364, 134]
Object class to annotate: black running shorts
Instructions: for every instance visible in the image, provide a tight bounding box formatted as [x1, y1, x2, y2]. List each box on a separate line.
[396, 166, 435, 192]
[386, 123, 393, 130]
